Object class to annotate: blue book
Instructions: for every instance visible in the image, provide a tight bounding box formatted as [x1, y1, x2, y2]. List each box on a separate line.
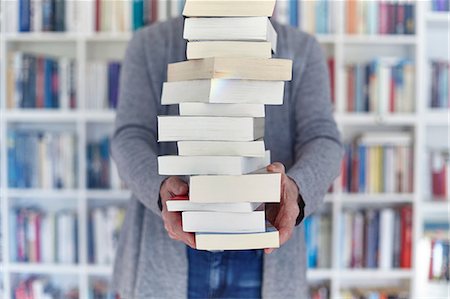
[358, 145, 366, 192]
[7, 131, 18, 188]
[42, 0, 53, 31]
[305, 216, 317, 268]
[289, 0, 298, 27]
[44, 59, 53, 108]
[133, 0, 144, 31]
[19, 0, 31, 32]
[15, 133, 27, 188]
[367, 1, 379, 35]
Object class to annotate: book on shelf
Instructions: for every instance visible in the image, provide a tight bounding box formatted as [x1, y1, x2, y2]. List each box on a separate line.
[168, 57, 292, 82]
[13, 275, 79, 299]
[6, 52, 77, 110]
[7, 130, 77, 189]
[10, 207, 78, 264]
[431, 0, 450, 12]
[161, 79, 285, 105]
[85, 61, 122, 109]
[430, 149, 449, 200]
[87, 137, 124, 190]
[305, 213, 332, 269]
[88, 205, 125, 265]
[158, 116, 264, 141]
[430, 60, 449, 109]
[424, 221, 449, 240]
[179, 103, 266, 117]
[182, 210, 266, 233]
[90, 278, 114, 299]
[340, 205, 412, 269]
[167, 197, 262, 213]
[177, 140, 266, 157]
[346, 0, 415, 35]
[345, 58, 415, 113]
[429, 239, 450, 281]
[158, 151, 271, 175]
[341, 132, 413, 194]
[340, 288, 409, 299]
[186, 41, 273, 60]
[195, 226, 279, 251]
[309, 285, 330, 299]
[183, 0, 275, 17]
[184, 17, 277, 51]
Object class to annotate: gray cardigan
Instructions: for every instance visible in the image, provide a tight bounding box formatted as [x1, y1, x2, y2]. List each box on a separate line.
[111, 16, 343, 299]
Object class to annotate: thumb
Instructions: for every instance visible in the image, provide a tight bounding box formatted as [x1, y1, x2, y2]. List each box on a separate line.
[173, 180, 189, 196]
[266, 162, 286, 174]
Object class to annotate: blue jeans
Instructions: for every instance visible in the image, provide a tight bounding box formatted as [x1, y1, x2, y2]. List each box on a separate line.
[187, 247, 263, 299]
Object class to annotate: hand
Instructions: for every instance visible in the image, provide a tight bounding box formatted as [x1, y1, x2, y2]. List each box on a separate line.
[160, 176, 196, 248]
[264, 162, 300, 254]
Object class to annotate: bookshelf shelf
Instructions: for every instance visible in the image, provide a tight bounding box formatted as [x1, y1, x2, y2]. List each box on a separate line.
[5, 110, 79, 122]
[335, 113, 417, 126]
[426, 12, 450, 23]
[421, 201, 450, 217]
[85, 265, 113, 276]
[4, 33, 80, 42]
[306, 269, 333, 280]
[7, 189, 79, 199]
[424, 110, 450, 126]
[337, 269, 413, 280]
[8, 263, 80, 274]
[342, 35, 417, 45]
[86, 190, 130, 201]
[339, 193, 415, 204]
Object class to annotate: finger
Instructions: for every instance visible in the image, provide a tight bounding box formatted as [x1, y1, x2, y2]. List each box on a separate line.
[278, 223, 294, 246]
[171, 218, 196, 248]
[264, 248, 276, 254]
[172, 181, 189, 196]
[266, 162, 286, 174]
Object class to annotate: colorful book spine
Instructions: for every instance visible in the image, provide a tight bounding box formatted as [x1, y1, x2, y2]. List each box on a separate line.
[430, 150, 449, 199]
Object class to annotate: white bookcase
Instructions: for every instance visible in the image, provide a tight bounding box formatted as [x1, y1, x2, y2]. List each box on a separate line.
[0, 1, 449, 298]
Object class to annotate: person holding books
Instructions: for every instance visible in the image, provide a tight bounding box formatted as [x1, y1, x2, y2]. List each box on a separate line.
[111, 13, 342, 299]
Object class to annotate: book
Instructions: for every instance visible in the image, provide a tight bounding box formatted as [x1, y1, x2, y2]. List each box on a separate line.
[177, 140, 266, 157]
[158, 116, 264, 142]
[184, 17, 277, 52]
[195, 228, 279, 250]
[161, 79, 285, 105]
[189, 172, 280, 203]
[179, 103, 265, 117]
[183, 0, 276, 16]
[430, 150, 449, 199]
[182, 211, 266, 233]
[186, 41, 273, 59]
[167, 57, 292, 82]
[379, 208, 395, 269]
[158, 151, 271, 175]
[166, 198, 262, 213]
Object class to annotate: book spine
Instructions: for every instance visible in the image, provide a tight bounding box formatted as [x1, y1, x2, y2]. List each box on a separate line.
[400, 206, 412, 268]
[19, 0, 31, 32]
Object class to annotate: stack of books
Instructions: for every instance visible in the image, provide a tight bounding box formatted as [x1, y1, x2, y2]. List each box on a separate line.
[158, 0, 292, 250]
[342, 132, 413, 194]
[340, 206, 412, 269]
[430, 150, 449, 200]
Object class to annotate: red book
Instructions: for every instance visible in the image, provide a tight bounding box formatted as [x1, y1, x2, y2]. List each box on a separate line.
[35, 213, 41, 262]
[328, 58, 335, 105]
[171, 195, 189, 200]
[95, 0, 101, 32]
[341, 156, 347, 192]
[400, 206, 412, 268]
[36, 57, 44, 108]
[347, 66, 355, 112]
[151, 0, 158, 23]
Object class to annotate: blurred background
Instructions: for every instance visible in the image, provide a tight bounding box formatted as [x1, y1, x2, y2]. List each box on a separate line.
[0, 0, 449, 298]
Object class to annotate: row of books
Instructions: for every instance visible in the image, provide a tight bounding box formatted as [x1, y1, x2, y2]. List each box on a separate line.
[273, 0, 333, 34]
[305, 213, 332, 269]
[10, 207, 79, 264]
[7, 0, 185, 33]
[85, 61, 121, 110]
[87, 137, 123, 190]
[345, 59, 415, 113]
[88, 206, 125, 265]
[7, 52, 77, 109]
[340, 288, 409, 299]
[429, 239, 450, 281]
[7, 130, 77, 189]
[430, 60, 449, 109]
[340, 206, 412, 269]
[430, 150, 449, 199]
[90, 278, 114, 299]
[431, 0, 450, 11]
[346, 0, 415, 35]
[13, 276, 79, 299]
[342, 132, 413, 194]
